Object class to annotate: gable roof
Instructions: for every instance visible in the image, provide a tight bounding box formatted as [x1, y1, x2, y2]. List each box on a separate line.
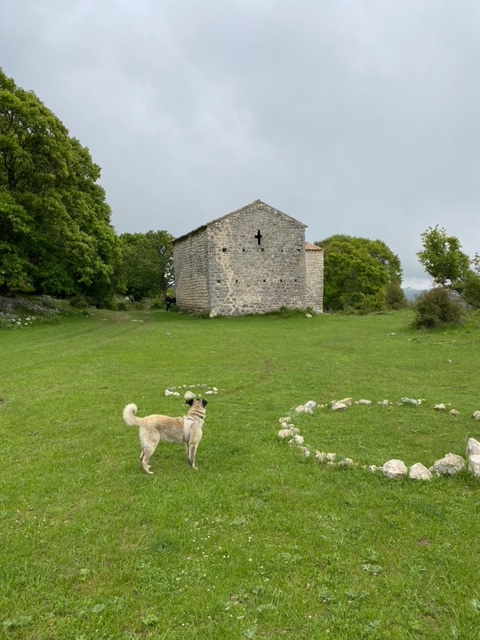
[173, 199, 306, 244]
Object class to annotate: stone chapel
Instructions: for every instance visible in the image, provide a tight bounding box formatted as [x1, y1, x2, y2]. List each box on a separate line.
[172, 200, 323, 316]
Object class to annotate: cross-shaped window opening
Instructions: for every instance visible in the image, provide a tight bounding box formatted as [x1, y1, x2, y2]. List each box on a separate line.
[255, 230, 263, 245]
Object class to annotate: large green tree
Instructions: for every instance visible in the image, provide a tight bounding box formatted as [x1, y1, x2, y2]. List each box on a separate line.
[0, 68, 121, 301]
[118, 230, 174, 300]
[315, 235, 404, 312]
[417, 225, 470, 289]
[456, 252, 480, 309]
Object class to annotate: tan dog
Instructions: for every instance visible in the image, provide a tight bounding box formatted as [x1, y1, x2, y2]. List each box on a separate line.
[122, 398, 207, 475]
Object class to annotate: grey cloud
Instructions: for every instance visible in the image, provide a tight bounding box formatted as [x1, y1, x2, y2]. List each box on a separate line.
[2, 0, 480, 286]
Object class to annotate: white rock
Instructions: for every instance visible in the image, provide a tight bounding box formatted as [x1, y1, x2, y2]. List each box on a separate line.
[279, 416, 292, 425]
[409, 463, 433, 481]
[338, 397, 353, 407]
[383, 459, 408, 479]
[377, 400, 390, 407]
[305, 313, 312, 318]
[326, 453, 337, 462]
[466, 438, 480, 457]
[165, 389, 175, 396]
[473, 411, 480, 421]
[304, 400, 317, 412]
[300, 447, 311, 457]
[434, 403, 447, 411]
[295, 405, 306, 413]
[338, 458, 354, 467]
[449, 409, 460, 416]
[368, 465, 380, 472]
[289, 435, 304, 446]
[278, 429, 294, 440]
[184, 391, 196, 400]
[331, 402, 347, 412]
[400, 397, 423, 406]
[468, 454, 480, 477]
[430, 453, 465, 476]
[356, 399, 372, 405]
[315, 451, 327, 463]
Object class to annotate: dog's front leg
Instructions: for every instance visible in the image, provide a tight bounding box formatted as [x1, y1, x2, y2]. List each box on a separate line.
[188, 444, 198, 470]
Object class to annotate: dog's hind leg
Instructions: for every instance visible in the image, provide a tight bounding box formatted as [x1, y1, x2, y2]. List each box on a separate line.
[140, 446, 155, 475]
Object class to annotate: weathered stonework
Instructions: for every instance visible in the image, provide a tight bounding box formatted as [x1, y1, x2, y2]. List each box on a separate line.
[305, 242, 324, 313]
[172, 200, 324, 316]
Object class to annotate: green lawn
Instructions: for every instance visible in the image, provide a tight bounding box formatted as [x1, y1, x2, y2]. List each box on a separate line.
[1, 307, 480, 639]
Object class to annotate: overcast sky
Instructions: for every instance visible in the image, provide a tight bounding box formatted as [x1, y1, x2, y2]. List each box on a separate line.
[2, 0, 480, 288]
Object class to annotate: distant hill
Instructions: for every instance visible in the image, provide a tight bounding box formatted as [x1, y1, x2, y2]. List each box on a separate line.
[403, 288, 425, 301]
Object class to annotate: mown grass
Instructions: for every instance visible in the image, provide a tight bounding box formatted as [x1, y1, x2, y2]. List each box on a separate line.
[1, 307, 480, 639]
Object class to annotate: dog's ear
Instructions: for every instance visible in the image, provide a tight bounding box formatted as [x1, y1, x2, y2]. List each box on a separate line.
[185, 398, 194, 406]
[202, 399, 208, 407]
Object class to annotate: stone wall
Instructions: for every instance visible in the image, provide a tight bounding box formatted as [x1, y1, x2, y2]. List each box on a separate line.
[305, 244, 324, 313]
[206, 202, 306, 316]
[172, 228, 210, 313]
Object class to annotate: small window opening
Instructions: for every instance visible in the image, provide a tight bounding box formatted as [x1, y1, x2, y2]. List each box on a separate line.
[222, 247, 227, 252]
[255, 230, 263, 245]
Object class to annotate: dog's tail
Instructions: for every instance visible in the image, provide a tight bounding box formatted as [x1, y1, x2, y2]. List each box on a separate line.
[123, 403, 141, 427]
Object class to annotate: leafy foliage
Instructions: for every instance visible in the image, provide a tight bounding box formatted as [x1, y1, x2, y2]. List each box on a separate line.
[413, 286, 463, 329]
[417, 225, 470, 288]
[0, 68, 121, 302]
[315, 235, 403, 312]
[461, 271, 480, 309]
[384, 280, 408, 310]
[458, 253, 480, 310]
[118, 230, 174, 300]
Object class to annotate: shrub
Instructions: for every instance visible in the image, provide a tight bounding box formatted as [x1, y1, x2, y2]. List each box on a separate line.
[385, 281, 408, 310]
[102, 295, 118, 311]
[273, 306, 314, 319]
[413, 287, 463, 329]
[151, 297, 165, 309]
[69, 295, 88, 309]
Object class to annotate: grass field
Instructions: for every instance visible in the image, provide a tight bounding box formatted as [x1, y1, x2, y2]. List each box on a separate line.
[1, 306, 480, 639]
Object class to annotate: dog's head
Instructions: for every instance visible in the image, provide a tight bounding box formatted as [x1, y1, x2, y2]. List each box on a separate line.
[186, 397, 208, 407]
